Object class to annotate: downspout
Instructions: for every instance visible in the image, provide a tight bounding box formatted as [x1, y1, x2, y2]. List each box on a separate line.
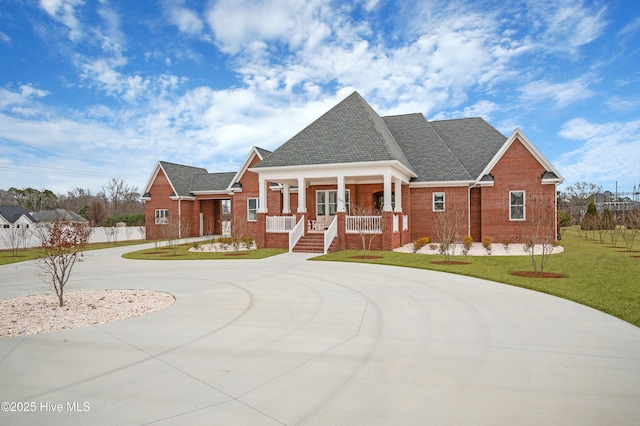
[178, 198, 182, 239]
[468, 182, 479, 237]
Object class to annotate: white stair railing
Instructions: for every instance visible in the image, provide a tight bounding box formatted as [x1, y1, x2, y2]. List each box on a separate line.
[289, 216, 305, 252]
[324, 216, 337, 254]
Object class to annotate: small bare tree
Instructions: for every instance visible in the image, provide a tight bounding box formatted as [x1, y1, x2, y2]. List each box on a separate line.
[431, 202, 464, 263]
[519, 193, 558, 275]
[34, 221, 92, 307]
[621, 210, 640, 252]
[349, 204, 385, 258]
[230, 211, 249, 252]
[1, 225, 31, 257]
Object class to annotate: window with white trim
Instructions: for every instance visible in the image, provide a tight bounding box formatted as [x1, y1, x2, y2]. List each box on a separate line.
[433, 192, 445, 211]
[155, 209, 169, 224]
[316, 190, 350, 216]
[247, 198, 259, 221]
[510, 191, 525, 220]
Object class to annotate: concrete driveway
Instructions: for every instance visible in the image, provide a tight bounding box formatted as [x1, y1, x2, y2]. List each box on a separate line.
[1, 245, 639, 425]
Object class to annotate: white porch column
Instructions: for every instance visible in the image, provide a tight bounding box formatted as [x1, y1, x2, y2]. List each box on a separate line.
[394, 177, 403, 213]
[337, 176, 346, 213]
[383, 174, 393, 212]
[297, 177, 307, 213]
[258, 177, 268, 213]
[282, 183, 291, 214]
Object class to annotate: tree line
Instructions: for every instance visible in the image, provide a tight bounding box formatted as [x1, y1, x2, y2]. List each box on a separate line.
[0, 178, 144, 226]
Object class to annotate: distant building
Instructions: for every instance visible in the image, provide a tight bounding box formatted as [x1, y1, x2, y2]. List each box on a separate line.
[0, 205, 37, 229]
[30, 209, 87, 223]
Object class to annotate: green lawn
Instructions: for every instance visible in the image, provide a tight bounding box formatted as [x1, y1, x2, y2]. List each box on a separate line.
[0, 240, 151, 266]
[122, 244, 287, 260]
[313, 226, 640, 327]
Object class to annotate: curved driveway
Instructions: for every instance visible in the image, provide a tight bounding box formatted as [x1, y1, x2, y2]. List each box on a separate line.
[1, 246, 639, 425]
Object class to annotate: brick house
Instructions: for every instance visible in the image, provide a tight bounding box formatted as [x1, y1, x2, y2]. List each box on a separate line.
[142, 92, 563, 252]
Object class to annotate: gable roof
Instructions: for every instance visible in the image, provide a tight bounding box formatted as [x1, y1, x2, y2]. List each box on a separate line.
[228, 146, 271, 190]
[0, 205, 37, 224]
[429, 117, 507, 180]
[478, 128, 564, 183]
[31, 209, 86, 222]
[382, 114, 473, 182]
[160, 161, 208, 197]
[190, 172, 237, 193]
[142, 161, 208, 198]
[254, 92, 414, 172]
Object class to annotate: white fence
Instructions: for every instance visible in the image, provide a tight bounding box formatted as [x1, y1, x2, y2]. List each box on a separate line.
[0, 226, 146, 250]
[346, 216, 382, 234]
[266, 216, 297, 232]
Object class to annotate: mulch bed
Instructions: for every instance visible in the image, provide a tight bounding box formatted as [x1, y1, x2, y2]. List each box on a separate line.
[431, 260, 470, 265]
[350, 256, 383, 259]
[512, 271, 565, 278]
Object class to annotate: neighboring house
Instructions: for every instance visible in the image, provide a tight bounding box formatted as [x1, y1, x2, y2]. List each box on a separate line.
[142, 91, 563, 252]
[31, 209, 87, 223]
[0, 205, 37, 229]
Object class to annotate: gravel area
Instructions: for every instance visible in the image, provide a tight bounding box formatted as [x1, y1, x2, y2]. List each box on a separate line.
[0, 289, 175, 338]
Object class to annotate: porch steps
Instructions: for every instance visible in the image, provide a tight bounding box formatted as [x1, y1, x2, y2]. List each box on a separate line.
[292, 233, 337, 253]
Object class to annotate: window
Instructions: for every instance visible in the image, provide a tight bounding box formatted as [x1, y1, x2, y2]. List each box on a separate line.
[155, 209, 169, 224]
[433, 192, 445, 211]
[316, 190, 350, 216]
[247, 198, 259, 221]
[510, 191, 525, 220]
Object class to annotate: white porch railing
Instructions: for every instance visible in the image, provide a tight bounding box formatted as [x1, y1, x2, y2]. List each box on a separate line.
[324, 216, 337, 254]
[346, 215, 382, 234]
[393, 215, 399, 232]
[267, 215, 296, 232]
[403, 215, 409, 231]
[289, 216, 305, 252]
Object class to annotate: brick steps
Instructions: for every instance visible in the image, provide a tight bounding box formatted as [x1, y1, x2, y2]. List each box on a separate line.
[292, 234, 338, 253]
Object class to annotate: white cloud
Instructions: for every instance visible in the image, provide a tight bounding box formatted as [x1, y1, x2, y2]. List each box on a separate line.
[519, 77, 595, 107]
[39, 0, 85, 42]
[525, 0, 608, 55]
[164, 1, 204, 35]
[556, 118, 640, 188]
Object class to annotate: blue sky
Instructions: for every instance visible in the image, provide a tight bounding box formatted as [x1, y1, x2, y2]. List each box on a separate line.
[1, 0, 639, 195]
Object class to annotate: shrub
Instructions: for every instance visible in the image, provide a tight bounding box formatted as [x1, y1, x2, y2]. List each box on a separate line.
[462, 235, 473, 255]
[429, 243, 438, 251]
[501, 237, 511, 254]
[481, 236, 492, 255]
[241, 237, 255, 249]
[412, 237, 430, 252]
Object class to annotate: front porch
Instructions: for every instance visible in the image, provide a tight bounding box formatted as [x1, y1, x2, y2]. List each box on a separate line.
[249, 160, 415, 253]
[261, 210, 410, 254]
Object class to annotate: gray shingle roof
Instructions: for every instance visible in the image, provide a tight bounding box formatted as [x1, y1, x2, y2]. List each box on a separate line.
[159, 161, 208, 197]
[0, 205, 36, 223]
[383, 114, 473, 182]
[31, 209, 86, 222]
[429, 118, 507, 180]
[189, 172, 236, 192]
[254, 92, 414, 171]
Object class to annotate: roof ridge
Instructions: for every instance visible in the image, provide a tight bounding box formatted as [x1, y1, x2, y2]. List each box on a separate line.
[351, 93, 415, 172]
[426, 121, 473, 179]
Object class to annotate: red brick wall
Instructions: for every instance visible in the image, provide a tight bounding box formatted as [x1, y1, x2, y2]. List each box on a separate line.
[409, 186, 469, 242]
[469, 187, 481, 241]
[479, 138, 556, 243]
[145, 169, 178, 240]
